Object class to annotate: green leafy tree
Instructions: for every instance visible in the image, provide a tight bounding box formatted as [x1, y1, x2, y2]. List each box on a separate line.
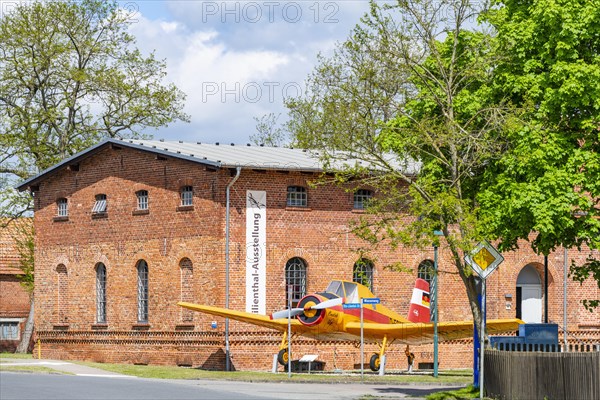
[250, 113, 288, 147]
[0, 0, 189, 351]
[479, 0, 600, 309]
[287, 0, 516, 331]
[0, 0, 189, 214]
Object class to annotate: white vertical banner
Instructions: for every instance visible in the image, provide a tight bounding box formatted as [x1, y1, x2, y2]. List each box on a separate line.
[246, 190, 266, 314]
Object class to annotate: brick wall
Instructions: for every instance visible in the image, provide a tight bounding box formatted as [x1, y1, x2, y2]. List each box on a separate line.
[0, 218, 32, 352]
[31, 145, 599, 370]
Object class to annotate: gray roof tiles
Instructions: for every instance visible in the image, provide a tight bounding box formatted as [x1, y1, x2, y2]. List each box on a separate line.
[128, 139, 324, 170]
[17, 138, 419, 191]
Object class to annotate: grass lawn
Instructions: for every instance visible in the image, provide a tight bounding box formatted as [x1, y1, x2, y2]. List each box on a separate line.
[0, 364, 70, 374]
[425, 385, 481, 400]
[75, 361, 473, 384]
[0, 352, 33, 359]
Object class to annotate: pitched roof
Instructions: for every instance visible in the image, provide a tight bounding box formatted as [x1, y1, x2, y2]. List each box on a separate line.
[0, 218, 32, 275]
[17, 138, 420, 191]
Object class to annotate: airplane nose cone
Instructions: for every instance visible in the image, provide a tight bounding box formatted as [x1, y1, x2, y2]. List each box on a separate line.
[303, 300, 318, 318]
[297, 295, 326, 326]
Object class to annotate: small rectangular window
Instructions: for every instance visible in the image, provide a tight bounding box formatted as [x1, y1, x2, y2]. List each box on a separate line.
[57, 198, 68, 217]
[286, 186, 307, 207]
[354, 189, 372, 209]
[0, 322, 20, 340]
[136, 190, 149, 210]
[181, 186, 193, 206]
[92, 194, 107, 213]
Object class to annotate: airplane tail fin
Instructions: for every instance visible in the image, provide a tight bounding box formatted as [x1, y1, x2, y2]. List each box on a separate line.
[407, 278, 431, 323]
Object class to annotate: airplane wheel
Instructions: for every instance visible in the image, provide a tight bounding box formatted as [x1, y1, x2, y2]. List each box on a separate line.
[277, 349, 289, 366]
[369, 354, 380, 372]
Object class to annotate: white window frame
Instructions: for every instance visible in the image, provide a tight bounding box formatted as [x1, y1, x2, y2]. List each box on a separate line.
[136, 190, 149, 210]
[0, 319, 22, 341]
[180, 186, 193, 206]
[92, 194, 107, 213]
[57, 198, 68, 217]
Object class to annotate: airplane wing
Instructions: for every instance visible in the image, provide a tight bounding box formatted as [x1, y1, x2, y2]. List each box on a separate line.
[345, 319, 522, 345]
[178, 302, 312, 335]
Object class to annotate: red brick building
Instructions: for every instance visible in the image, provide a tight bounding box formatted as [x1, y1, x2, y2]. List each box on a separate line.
[17, 138, 599, 370]
[0, 218, 33, 352]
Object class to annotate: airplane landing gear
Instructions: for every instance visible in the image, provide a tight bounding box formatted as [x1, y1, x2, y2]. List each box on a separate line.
[277, 349, 289, 365]
[371, 335, 389, 373]
[369, 353, 380, 372]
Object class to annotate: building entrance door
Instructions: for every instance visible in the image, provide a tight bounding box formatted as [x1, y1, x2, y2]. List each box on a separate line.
[516, 265, 542, 323]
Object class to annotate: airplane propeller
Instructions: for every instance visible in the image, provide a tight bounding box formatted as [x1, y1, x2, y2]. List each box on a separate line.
[271, 308, 304, 320]
[270, 297, 343, 320]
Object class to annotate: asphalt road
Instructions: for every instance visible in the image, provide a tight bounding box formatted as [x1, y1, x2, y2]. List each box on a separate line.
[0, 371, 464, 400]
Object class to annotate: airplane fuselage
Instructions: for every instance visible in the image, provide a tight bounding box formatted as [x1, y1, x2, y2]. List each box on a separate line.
[293, 288, 409, 341]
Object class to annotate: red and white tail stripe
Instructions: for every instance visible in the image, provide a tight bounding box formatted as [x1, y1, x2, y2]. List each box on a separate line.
[407, 278, 431, 323]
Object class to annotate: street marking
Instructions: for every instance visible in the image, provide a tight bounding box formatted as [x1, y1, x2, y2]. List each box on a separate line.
[76, 374, 133, 378]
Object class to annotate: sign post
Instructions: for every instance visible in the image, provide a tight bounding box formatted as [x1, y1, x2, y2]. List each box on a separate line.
[432, 229, 444, 378]
[433, 244, 439, 378]
[361, 298, 380, 376]
[464, 241, 504, 400]
[360, 300, 364, 381]
[343, 302, 363, 378]
[287, 285, 292, 378]
[344, 298, 380, 379]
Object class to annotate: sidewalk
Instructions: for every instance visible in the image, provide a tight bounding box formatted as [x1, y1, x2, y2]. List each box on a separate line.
[0, 357, 131, 377]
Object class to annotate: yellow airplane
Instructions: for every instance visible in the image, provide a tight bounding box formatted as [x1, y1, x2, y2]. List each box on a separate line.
[178, 279, 521, 371]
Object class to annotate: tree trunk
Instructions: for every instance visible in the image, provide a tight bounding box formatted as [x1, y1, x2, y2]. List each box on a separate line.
[16, 297, 34, 354]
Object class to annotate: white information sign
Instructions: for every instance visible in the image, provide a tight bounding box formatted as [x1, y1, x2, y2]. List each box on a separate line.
[246, 190, 266, 314]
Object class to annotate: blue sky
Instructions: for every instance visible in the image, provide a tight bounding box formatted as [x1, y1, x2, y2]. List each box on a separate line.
[118, 1, 371, 143]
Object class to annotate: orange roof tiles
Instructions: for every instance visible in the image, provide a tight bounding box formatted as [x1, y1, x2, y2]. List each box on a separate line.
[0, 218, 32, 275]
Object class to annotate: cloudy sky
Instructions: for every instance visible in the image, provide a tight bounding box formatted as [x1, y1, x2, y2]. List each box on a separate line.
[122, 1, 371, 143]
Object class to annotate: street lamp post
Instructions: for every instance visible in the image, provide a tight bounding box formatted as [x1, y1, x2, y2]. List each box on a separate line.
[433, 243, 439, 378]
[432, 230, 444, 378]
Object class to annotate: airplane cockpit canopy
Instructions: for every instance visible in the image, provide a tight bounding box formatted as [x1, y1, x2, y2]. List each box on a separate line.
[325, 280, 359, 303]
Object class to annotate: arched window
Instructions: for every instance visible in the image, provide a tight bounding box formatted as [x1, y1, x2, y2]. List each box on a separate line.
[56, 264, 68, 324]
[417, 260, 434, 288]
[137, 260, 149, 323]
[96, 263, 107, 323]
[353, 189, 372, 210]
[285, 257, 307, 307]
[180, 258, 193, 323]
[286, 186, 307, 207]
[353, 259, 374, 292]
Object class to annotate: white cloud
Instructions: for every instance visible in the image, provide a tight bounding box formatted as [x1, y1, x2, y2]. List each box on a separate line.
[128, 1, 371, 143]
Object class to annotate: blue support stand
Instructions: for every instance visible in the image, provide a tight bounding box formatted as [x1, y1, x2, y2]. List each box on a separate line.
[473, 293, 481, 388]
[473, 281, 485, 388]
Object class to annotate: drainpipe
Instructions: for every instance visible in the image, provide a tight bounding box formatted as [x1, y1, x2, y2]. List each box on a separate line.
[225, 166, 241, 371]
[563, 247, 568, 349]
[544, 255, 548, 323]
